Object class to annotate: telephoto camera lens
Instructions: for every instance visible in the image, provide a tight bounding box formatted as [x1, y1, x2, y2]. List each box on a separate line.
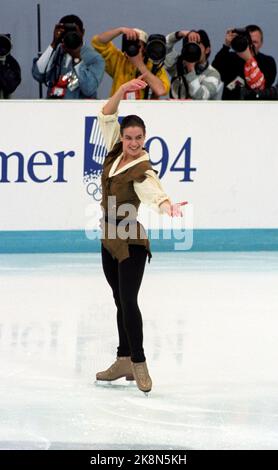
[63, 32, 82, 49]
[0, 34, 12, 58]
[61, 23, 82, 50]
[231, 28, 250, 53]
[231, 35, 249, 53]
[181, 41, 201, 63]
[145, 34, 166, 64]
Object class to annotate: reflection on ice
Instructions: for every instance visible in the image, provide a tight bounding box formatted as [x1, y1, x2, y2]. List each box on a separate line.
[0, 252, 278, 449]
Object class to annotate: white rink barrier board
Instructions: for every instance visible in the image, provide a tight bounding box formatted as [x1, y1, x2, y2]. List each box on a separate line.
[0, 100, 277, 252]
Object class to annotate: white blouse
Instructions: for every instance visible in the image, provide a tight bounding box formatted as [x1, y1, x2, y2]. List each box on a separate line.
[98, 109, 170, 213]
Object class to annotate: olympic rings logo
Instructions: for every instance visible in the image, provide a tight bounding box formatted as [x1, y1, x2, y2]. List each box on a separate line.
[86, 181, 102, 201]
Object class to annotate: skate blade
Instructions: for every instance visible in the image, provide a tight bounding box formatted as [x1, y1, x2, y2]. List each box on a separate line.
[95, 380, 113, 386]
[94, 380, 136, 389]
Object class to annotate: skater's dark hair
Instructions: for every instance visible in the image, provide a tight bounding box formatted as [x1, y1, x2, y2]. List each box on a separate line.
[120, 115, 146, 136]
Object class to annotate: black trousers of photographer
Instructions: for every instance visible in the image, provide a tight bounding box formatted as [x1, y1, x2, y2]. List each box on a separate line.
[101, 243, 147, 363]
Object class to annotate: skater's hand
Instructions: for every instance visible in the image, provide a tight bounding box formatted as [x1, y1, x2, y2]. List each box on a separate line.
[171, 201, 188, 217]
[159, 200, 188, 217]
[120, 75, 148, 94]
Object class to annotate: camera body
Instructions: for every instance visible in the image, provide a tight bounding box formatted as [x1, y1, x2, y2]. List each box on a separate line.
[122, 35, 140, 57]
[122, 33, 166, 64]
[61, 23, 82, 50]
[181, 37, 201, 63]
[231, 28, 252, 53]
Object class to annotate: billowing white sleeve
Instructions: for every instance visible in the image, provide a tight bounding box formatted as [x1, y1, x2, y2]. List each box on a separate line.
[98, 109, 121, 152]
[133, 170, 171, 213]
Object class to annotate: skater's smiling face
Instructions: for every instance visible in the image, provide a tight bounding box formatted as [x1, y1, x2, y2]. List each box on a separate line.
[121, 126, 146, 159]
[120, 114, 146, 159]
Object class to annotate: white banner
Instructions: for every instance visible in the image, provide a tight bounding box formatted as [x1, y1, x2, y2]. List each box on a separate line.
[0, 100, 278, 230]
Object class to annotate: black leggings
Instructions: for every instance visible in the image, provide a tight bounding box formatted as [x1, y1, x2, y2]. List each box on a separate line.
[101, 243, 147, 363]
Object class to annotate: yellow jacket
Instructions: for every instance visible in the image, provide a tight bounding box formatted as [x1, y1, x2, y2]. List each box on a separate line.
[92, 36, 170, 98]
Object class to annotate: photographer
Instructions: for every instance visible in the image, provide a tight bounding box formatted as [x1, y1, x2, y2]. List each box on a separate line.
[212, 24, 277, 100]
[91, 27, 170, 98]
[165, 29, 221, 99]
[32, 14, 104, 99]
[0, 34, 21, 99]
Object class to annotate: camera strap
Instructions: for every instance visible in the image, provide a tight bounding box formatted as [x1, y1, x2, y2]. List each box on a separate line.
[170, 55, 189, 98]
[45, 45, 64, 87]
[170, 75, 189, 99]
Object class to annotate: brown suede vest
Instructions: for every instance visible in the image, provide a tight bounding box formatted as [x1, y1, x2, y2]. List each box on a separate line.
[101, 142, 153, 262]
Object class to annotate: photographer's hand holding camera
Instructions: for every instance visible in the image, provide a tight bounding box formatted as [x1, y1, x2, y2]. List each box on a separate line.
[165, 29, 221, 100]
[91, 26, 170, 99]
[212, 25, 277, 100]
[32, 14, 104, 99]
[178, 31, 204, 73]
[0, 34, 21, 99]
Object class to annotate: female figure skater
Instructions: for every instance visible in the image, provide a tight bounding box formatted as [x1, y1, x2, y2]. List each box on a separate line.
[96, 76, 185, 394]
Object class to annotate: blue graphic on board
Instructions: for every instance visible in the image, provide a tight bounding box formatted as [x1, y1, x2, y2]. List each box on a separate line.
[84, 115, 197, 201]
[83, 116, 106, 201]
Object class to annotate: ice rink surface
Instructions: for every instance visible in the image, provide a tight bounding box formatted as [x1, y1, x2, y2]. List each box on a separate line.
[0, 251, 278, 450]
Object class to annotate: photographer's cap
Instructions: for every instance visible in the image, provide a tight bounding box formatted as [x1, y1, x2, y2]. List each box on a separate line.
[134, 28, 148, 44]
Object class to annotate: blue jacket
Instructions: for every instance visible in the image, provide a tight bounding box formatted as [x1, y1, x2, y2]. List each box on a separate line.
[32, 43, 104, 99]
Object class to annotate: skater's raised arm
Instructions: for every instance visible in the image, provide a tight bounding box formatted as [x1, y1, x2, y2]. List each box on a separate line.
[99, 77, 148, 151]
[102, 76, 147, 116]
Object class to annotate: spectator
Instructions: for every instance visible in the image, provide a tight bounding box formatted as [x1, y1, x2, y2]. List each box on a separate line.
[91, 27, 170, 99]
[212, 24, 277, 100]
[32, 14, 104, 99]
[0, 34, 21, 99]
[165, 29, 221, 99]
